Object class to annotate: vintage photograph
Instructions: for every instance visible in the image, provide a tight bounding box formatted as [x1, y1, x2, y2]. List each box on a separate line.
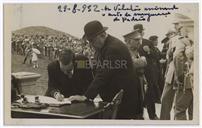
[4, 2, 199, 125]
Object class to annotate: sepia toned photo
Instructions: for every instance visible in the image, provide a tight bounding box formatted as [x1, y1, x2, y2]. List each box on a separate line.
[4, 2, 199, 125]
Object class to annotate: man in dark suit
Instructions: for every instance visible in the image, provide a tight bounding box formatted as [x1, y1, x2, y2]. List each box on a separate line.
[123, 29, 147, 111]
[45, 49, 93, 101]
[149, 35, 164, 96]
[69, 20, 144, 119]
[125, 24, 160, 120]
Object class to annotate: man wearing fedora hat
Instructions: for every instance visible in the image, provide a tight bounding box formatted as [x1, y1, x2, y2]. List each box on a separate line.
[69, 20, 144, 119]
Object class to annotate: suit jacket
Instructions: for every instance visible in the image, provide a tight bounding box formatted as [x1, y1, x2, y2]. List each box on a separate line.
[45, 55, 93, 98]
[138, 39, 161, 104]
[138, 39, 159, 83]
[84, 35, 143, 119]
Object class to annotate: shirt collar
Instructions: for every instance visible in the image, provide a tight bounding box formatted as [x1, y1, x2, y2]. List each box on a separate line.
[139, 39, 143, 45]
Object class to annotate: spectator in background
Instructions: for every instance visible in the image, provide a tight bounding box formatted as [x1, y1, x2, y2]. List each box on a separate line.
[11, 33, 94, 63]
[31, 46, 40, 68]
[149, 35, 164, 97]
[23, 44, 32, 64]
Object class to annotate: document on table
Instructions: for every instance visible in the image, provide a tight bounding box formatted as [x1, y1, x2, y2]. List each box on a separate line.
[16, 95, 71, 107]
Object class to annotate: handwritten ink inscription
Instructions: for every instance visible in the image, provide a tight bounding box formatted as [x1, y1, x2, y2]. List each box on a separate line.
[57, 4, 179, 22]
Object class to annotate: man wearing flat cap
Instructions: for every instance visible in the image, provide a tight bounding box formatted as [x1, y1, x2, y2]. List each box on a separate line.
[124, 24, 160, 120]
[69, 20, 144, 119]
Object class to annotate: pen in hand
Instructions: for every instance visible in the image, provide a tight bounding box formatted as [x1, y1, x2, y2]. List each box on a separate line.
[54, 92, 64, 102]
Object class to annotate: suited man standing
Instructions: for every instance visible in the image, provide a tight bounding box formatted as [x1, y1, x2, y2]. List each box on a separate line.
[149, 36, 164, 96]
[123, 30, 147, 108]
[45, 48, 93, 101]
[69, 20, 144, 119]
[126, 24, 160, 120]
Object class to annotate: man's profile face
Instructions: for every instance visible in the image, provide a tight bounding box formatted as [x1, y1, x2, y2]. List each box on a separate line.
[88, 34, 105, 50]
[174, 23, 181, 31]
[180, 27, 188, 37]
[59, 61, 73, 74]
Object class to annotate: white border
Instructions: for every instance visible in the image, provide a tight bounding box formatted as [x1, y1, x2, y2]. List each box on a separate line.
[1, 0, 201, 128]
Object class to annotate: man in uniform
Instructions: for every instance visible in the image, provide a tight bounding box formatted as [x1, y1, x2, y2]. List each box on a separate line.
[173, 27, 193, 120]
[160, 28, 179, 120]
[160, 20, 188, 120]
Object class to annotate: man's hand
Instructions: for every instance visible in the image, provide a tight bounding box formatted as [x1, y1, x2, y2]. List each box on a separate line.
[54, 92, 64, 102]
[159, 59, 166, 63]
[68, 95, 87, 102]
[143, 45, 150, 54]
[140, 56, 147, 63]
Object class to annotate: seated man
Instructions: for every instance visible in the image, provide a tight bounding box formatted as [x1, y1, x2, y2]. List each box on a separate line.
[45, 48, 93, 101]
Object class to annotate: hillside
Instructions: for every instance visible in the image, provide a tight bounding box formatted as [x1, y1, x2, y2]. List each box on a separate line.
[12, 26, 78, 39]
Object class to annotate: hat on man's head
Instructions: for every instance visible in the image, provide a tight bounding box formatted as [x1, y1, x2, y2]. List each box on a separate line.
[149, 35, 158, 42]
[123, 30, 142, 40]
[83, 20, 108, 41]
[133, 24, 144, 32]
[172, 19, 181, 24]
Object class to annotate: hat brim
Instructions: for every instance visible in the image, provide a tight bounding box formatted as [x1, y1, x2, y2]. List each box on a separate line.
[133, 28, 144, 32]
[83, 27, 108, 41]
[172, 21, 180, 24]
[123, 29, 141, 38]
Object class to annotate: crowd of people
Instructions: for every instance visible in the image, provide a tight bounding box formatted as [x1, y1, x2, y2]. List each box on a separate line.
[11, 20, 194, 120]
[11, 33, 94, 68]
